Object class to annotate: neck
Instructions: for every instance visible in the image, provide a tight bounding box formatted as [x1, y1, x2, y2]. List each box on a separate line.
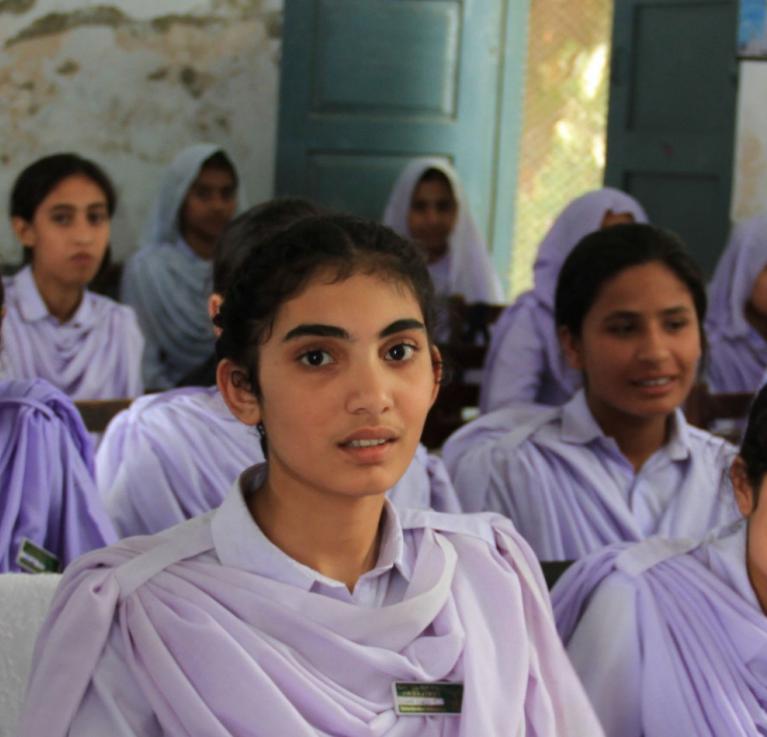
[585, 392, 670, 471]
[426, 243, 449, 264]
[31, 268, 84, 323]
[248, 469, 386, 592]
[182, 228, 216, 260]
[745, 301, 767, 341]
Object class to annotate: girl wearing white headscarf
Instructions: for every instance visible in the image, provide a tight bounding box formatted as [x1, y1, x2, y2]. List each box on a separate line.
[479, 188, 648, 413]
[121, 144, 244, 390]
[706, 213, 767, 393]
[383, 158, 503, 304]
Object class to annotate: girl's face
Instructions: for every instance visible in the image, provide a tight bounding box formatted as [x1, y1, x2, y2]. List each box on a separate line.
[407, 177, 457, 263]
[731, 457, 767, 612]
[12, 174, 110, 288]
[601, 209, 635, 228]
[561, 261, 701, 426]
[221, 271, 440, 501]
[749, 266, 767, 318]
[180, 165, 237, 251]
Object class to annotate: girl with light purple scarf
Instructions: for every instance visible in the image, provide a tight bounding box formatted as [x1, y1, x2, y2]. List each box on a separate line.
[553, 382, 767, 736]
[480, 188, 648, 412]
[19, 215, 601, 737]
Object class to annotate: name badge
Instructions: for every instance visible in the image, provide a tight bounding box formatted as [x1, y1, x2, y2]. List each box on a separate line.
[16, 538, 60, 574]
[392, 682, 463, 716]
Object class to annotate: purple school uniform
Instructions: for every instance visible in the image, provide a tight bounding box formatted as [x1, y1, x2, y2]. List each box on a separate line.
[19, 470, 603, 737]
[1, 266, 143, 399]
[553, 521, 767, 736]
[706, 213, 767, 393]
[443, 389, 738, 559]
[0, 379, 116, 571]
[480, 188, 648, 413]
[97, 387, 460, 537]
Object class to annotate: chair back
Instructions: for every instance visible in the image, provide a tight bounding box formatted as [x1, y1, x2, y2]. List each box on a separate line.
[75, 399, 133, 433]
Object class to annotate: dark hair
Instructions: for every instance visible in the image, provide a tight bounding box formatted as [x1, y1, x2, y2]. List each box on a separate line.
[10, 153, 117, 222]
[215, 214, 437, 398]
[739, 385, 767, 503]
[555, 223, 707, 340]
[201, 150, 238, 188]
[213, 198, 321, 295]
[416, 167, 454, 195]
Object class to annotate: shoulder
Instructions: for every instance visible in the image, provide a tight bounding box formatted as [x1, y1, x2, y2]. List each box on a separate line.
[683, 421, 736, 462]
[110, 387, 214, 432]
[86, 290, 141, 324]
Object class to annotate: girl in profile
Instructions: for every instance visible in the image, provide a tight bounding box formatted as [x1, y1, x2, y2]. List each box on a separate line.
[445, 223, 737, 560]
[20, 215, 600, 736]
[3, 153, 143, 399]
[553, 382, 767, 736]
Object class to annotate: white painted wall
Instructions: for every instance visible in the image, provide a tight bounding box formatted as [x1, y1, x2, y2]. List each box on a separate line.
[0, 0, 282, 263]
[732, 62, 767, 222]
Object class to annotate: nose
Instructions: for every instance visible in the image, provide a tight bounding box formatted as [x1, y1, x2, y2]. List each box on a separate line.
[345, 357, 393, 416]
[72, 216, 94, 245]
[637, 323, 671, 363]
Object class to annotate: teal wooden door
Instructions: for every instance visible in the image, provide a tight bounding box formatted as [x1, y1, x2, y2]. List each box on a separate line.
[605, 0, 738, 275]
[275, 0, 529, 286]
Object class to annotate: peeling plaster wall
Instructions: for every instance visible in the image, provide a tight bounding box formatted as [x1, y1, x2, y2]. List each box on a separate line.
[732, 62, 767, 222]
[0, 0, 282, 263]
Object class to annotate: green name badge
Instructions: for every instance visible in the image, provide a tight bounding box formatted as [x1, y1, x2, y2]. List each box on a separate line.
[16, 538, 60, 574]
[392, 682, 463, 716]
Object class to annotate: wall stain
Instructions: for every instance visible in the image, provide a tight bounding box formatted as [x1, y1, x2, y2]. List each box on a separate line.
[179, 65, 211, 98]
[56, 59, 79, 75]
[6, 3, 274, 48]
[265, 9, 281, 39]
[0, 0, 36, 15]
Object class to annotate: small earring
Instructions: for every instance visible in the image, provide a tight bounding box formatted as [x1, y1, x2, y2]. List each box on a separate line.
[256, 421, 266, 438]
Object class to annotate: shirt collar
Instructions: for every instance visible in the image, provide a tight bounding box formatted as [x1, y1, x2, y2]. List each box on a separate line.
[14, 265, 96, 328]
[211, 464, 411, 590]
[560, 388, 691, 461]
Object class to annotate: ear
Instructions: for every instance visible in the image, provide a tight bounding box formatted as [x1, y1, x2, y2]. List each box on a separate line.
[217, 358, 262, 426]
[730, 456, 756, 518]
[428, 344, 442, 408]
[11, 216, 36, 249]
[208, 293, 223, 336]
[559, 325, 584, 371]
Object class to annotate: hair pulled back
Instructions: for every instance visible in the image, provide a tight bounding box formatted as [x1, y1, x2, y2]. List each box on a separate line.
[215, 214, 437, 396]
[213, 198, 320, 295]
[10, 153, 117, 222]
[555, 223, 707, 339]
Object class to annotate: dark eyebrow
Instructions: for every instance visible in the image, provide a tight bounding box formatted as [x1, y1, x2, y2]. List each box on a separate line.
[283, 324, 350, 341]
[283, 318, 425, 342]
[603, 305, 693, 320]
[379, 318, 426, 337]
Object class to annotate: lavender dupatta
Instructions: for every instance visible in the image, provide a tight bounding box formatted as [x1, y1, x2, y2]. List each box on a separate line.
[0, 379, 116, 571]
[19, 508, 602, 736]
[553, 527, 767, 736]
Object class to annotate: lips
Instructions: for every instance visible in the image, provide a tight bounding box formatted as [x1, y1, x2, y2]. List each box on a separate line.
[338, 427, 399, 448]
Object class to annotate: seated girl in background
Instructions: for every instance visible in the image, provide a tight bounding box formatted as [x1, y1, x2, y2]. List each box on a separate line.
[383, 158, 503, 305]
[553, 383, 767, 737]
[19, 215, 601, 736]
[444, 223, 738, 560]
[480, 188, 647, 412]
[98, 199, 458, 536]
[2, 154, 143, 399]
[121, 143, 242, 390]
[0, 279, 116, 572]
[706, 212, 767, 393]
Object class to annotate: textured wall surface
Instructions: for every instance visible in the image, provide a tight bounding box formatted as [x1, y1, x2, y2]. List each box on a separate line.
[0, 0, 282, 263]
[732, 62, 767, 222]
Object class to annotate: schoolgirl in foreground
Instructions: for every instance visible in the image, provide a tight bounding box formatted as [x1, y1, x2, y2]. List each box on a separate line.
[2, 154, 143, 399]
[445, 224, 737, 559]
[19, 215, 600, 736]
[554, 384, 767, 736]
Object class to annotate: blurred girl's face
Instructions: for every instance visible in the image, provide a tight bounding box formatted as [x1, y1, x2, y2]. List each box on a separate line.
[601, 209, 635, 228]
[749, 266, 767, 318]
[407, 177, 457, 263]
[180, 165, 237, 255]
[223, 270, 440, 501]
[731, 457, 767, 613]
[561, 261, 701, 428]
[13, 175, 110, 288]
